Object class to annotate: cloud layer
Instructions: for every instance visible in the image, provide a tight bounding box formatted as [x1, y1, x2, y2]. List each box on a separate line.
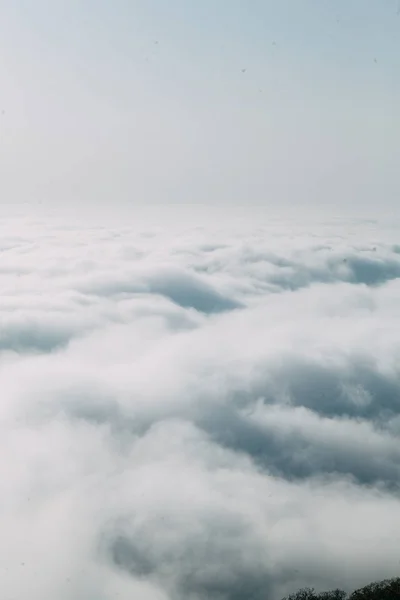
[1, 213, 400, 600]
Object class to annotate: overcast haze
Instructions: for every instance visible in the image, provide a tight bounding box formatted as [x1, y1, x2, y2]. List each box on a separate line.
[0, 0, 399, 212]
[0, 3, 400, 600]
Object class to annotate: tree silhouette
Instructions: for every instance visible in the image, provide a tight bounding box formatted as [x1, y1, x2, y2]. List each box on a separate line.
[349, 577, 400, 600]
[281, 577, 400, 600]
[282, 588, 346, 600]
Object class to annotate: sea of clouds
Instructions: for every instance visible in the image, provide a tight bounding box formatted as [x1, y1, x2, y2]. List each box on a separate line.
[1, 209, 400, 600]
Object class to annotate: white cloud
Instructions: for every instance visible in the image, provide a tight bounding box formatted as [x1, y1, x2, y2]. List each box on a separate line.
[0, 212, 400, 599]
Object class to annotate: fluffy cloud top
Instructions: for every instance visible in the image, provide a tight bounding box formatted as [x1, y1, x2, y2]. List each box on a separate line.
[1, 214, 400, 600]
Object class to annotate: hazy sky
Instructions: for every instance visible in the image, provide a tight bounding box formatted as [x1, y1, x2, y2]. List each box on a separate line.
[0, 1, 399, 213]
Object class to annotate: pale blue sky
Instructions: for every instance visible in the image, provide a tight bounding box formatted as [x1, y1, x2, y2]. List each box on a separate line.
[0, 1, 399, 214]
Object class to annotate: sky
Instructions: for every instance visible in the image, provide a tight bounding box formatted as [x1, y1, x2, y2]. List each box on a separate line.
[1, 5, 400, 600]
[0, 0, 399, 214]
